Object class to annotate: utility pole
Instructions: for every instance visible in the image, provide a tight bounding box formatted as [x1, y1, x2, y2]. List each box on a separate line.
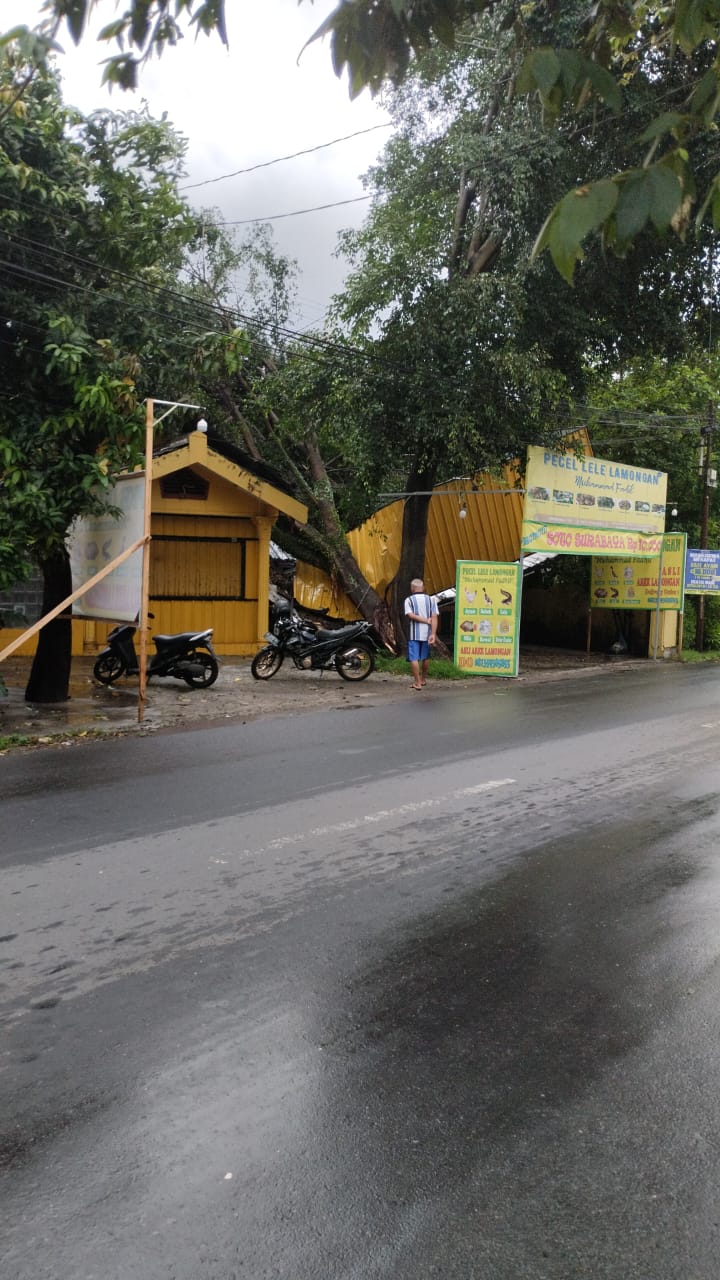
[696, 400, 716, 652]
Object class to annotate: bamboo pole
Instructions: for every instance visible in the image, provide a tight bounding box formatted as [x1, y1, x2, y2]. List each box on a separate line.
[0, 537, 146, 664]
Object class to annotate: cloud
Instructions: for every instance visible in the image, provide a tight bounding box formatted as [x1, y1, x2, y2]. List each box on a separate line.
[5, 0, 391, 327]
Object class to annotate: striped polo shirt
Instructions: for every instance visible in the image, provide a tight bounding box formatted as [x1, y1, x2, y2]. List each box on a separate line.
[405, 593, 436, 641]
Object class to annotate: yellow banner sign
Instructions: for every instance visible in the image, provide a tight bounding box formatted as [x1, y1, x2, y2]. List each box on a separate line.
[454, 561, 521, 677]
[590, 533, 686, 610]
[523, 445, 667, 538]
[522, 522, 664, 558]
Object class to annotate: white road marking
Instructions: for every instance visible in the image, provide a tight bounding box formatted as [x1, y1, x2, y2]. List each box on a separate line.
[245, 778, 515, 856]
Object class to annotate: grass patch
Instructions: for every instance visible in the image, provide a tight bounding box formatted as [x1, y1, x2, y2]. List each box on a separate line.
[681, 649, 720, 664]
[0, 733, 31, 752]
[375, 653, 474, 680]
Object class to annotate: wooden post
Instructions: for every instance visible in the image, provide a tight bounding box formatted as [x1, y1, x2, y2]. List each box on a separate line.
[255, 514, 273, 644]
[651, 536, 665, 659]
[697, 403, 714, 651]
[138, 400, 154, 724]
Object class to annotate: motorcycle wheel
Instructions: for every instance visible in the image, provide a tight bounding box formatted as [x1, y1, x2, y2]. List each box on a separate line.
[93, 652, 126, 685]
[251, 646, 283, 680]
[335, 642, 374, 682]
[183, 648, 219, 689]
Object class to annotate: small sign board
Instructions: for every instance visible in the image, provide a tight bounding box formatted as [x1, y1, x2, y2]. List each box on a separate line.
[590, 533, 686, 610]
[454, 561, 522, 677]
[684, 548, 720, 595]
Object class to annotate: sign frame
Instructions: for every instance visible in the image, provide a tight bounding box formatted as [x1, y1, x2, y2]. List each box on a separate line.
[454, 560, 522, 678]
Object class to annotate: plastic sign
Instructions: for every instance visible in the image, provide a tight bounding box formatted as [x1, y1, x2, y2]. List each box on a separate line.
[590, 533, 686, 610]
[68, 474, 145, 622]
[684, 548, 720, 595]
[522, 445, 667, 556]
[454, 561, 521, 677]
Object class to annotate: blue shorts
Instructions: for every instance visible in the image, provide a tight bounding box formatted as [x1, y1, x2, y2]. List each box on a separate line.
[408, 639, 430, 662]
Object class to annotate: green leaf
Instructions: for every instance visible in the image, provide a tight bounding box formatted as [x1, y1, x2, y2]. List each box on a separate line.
[639, 112, 685, 143]
[60, 0, 89, 45]
[527, 47, 562, 98]
[535, 180, 619, 284]
[585, 61, 622, 114]
[713, 188, 720, 232]
[613, 172, 652, 242]
[556, 48, 585, 95]
[691, 70, 719, 113]
[98, 20, 128, 41]
[674, 0, 715, 54]
[646, 166, 683, 232]
[696, 174, 720, 227]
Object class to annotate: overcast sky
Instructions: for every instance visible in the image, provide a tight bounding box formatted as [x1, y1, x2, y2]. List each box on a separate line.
[5, 1, 392, 330]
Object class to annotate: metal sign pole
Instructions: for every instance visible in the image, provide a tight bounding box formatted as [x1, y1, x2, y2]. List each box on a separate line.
[652, 536, 665, 659]
[138, 399, 154, 724]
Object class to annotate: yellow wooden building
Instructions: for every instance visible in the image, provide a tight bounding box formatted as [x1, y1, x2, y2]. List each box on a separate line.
[1, 430, 307, 658]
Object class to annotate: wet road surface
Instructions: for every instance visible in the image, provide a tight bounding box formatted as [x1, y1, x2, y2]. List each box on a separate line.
[2, 663, 720, 1278]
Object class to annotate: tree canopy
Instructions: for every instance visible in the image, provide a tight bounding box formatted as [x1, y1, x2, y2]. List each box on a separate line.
[11, 0, 720, 281]
[316, 0, 720, 281]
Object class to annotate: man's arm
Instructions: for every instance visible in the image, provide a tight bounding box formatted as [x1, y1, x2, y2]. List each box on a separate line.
[429, 598, 439, 644]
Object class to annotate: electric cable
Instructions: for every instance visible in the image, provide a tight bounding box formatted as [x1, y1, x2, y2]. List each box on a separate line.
[178, 124, 392, 192]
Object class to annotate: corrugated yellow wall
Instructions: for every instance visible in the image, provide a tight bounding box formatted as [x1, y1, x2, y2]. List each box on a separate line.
[294, 435, 594, 616]
[294, 464, 527, 616]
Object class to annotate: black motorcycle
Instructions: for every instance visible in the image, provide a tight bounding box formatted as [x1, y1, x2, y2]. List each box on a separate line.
[93, 622, 219, 689]
[251, 609, 383, 682]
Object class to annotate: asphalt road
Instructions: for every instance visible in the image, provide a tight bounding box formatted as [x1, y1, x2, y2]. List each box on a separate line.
[2, 663, 720, 1279]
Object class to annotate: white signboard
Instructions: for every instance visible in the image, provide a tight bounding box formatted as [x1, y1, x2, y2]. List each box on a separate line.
[69, 474, 145, 621]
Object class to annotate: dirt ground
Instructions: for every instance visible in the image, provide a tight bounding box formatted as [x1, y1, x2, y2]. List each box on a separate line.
[0, 646, 644, 748]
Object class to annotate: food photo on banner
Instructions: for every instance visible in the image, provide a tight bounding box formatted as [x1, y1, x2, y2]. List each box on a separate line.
[590, 534, 687, 610]
[521, 445, 668, 557]
[454, 561, 522, 678]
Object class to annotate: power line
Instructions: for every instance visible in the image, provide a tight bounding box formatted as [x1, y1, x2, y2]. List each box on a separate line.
[214, 195, 371, 226]
[1, 235, 715, 435]
[179, 124, 392, 192]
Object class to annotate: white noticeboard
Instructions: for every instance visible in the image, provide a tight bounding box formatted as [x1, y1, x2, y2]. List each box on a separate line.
[68, 474, 145, 622]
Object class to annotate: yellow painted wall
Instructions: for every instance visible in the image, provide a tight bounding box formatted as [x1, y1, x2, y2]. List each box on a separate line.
[0, 618, 101, 659]
[148, 512, 261, 653]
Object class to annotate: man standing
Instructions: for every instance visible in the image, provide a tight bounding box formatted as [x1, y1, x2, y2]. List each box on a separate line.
[404, 577, 439, 690]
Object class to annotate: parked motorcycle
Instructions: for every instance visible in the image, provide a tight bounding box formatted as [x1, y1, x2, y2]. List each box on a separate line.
[251, 609, 384, 682]
[93, 622, 219, 689]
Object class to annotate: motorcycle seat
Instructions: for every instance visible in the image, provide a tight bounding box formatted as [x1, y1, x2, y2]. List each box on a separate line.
[154, 632, 206, 646]
[314, 623, 365, 640]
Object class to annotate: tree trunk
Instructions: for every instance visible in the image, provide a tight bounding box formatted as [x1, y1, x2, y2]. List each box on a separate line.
[25, 547, 72, 703]
[301, 433, 395, 647]
[389, 473, 436, 652]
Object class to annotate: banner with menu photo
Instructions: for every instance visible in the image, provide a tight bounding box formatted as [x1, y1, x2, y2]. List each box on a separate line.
[522, 445, 668, 552]
[590, 533, 686, 610]
[454, 560, 521, 678]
